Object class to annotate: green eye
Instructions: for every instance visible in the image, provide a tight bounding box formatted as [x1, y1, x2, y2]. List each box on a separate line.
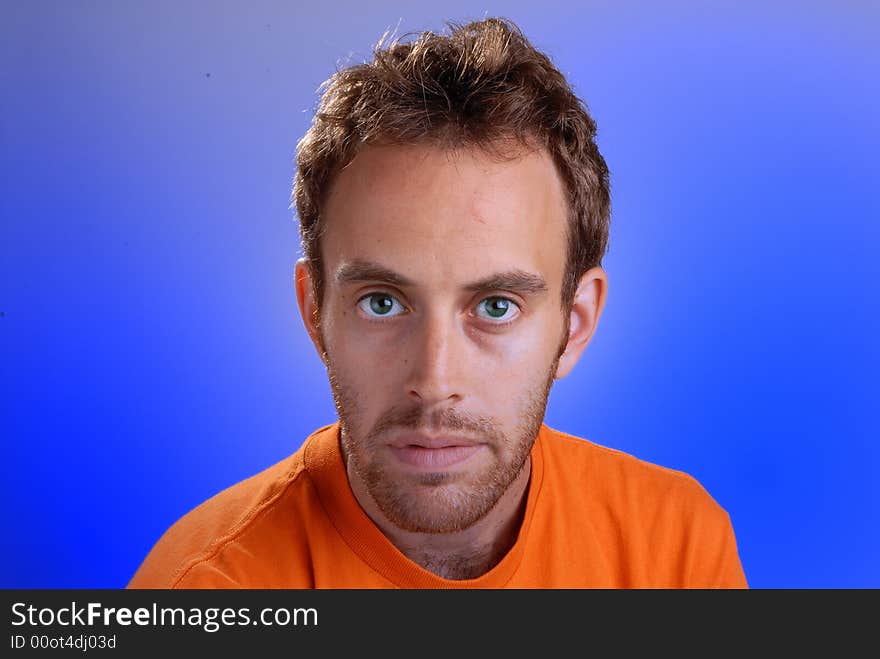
[358, 293, 404, 318]
[477, 297, 519, 321]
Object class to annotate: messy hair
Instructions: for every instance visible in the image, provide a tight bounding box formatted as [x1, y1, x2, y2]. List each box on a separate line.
[292, 17, 611, 312]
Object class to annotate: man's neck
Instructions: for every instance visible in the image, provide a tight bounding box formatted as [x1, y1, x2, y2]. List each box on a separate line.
[346, 457, 532, 581]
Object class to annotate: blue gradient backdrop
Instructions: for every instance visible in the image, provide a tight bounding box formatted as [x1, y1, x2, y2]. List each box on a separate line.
[2, 1, 877, 588]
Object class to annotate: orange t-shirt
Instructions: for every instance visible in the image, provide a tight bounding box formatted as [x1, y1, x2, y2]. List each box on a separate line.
[128, 422, 748, 588]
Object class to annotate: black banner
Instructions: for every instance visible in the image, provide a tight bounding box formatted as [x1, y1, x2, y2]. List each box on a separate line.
[1, 589, 874, 653]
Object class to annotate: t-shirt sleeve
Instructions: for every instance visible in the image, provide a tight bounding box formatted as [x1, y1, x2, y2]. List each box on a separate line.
[686, 504, 749, 589]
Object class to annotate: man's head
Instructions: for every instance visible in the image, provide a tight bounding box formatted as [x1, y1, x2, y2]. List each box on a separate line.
[292, 18, 609, 535]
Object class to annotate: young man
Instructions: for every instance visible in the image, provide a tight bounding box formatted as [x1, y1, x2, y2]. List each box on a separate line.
[129, 18, 747, 588]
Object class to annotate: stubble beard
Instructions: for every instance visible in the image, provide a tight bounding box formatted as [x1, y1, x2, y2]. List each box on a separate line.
[326, 351, 560, 535]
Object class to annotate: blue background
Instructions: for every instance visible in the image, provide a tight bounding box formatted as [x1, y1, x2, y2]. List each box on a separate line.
[2, 1, 877, 588]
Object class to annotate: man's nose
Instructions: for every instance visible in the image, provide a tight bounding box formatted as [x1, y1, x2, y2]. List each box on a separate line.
[404, 314, 465, 406]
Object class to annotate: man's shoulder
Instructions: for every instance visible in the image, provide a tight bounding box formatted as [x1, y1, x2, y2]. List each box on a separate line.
[539, 425, 747, 588]
[540, 424, 722, 511]
[127, 425, 334, 589]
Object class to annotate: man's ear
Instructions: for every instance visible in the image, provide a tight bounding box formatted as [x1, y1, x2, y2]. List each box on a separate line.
[294, 257, 328, 365]
[555, 267, 608, 379]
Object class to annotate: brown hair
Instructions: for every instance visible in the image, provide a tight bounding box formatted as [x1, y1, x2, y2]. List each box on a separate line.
[292, 17, 610, 312]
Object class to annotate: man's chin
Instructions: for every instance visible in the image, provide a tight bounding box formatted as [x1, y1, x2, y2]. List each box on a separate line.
[378, 507, 486, 535]
[368, 481, 496, 534]
[409, 472, 460, 487]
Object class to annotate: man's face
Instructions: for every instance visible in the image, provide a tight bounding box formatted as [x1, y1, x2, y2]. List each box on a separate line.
[313, 142, 571, 534]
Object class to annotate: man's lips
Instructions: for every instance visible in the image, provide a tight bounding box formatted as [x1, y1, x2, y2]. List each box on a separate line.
[388, 434, 485, 470]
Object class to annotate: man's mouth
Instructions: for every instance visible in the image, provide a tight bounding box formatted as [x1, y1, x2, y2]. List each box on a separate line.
[388, 434, 485, 470]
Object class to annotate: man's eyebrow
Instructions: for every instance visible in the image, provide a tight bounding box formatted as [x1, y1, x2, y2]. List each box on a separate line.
[334, 260, 415, 287]
[334, 260, 548, 296]
[462, 270, 549, 296]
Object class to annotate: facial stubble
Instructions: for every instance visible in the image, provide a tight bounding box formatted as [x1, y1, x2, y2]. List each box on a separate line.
[324, 324, 567, 535]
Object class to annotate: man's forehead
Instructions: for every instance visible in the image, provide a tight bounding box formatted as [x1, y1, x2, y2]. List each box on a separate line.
[324, 143, 566, 221]
[320, 142, 569, 288]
